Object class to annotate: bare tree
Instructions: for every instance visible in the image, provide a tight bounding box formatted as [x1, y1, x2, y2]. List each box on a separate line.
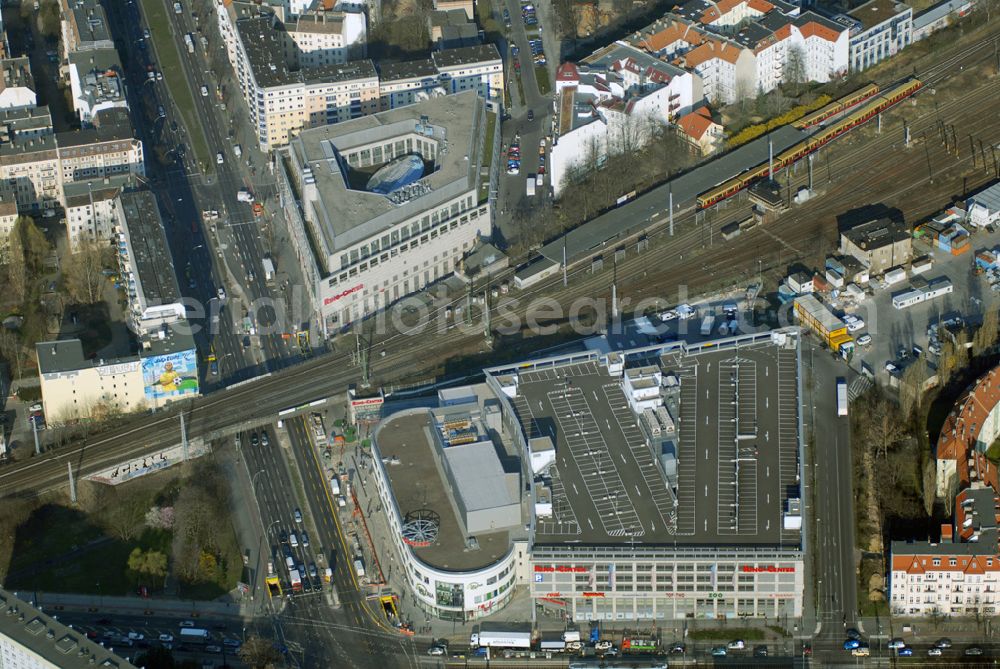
[63, 240, 108, 304]
[6, 222, 26, 303]
[973, 303, 999, 355]
[784, 44, 806, 91]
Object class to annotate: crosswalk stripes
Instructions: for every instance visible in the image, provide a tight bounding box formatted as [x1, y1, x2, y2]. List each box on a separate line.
[847, 375, 871, 402]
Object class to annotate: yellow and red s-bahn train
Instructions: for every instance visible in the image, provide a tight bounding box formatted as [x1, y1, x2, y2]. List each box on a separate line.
[696, 78, 922, 210]
[793, 82, 880, 130]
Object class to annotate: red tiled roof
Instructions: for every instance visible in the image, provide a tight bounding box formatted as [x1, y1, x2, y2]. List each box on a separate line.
[677, 107, 716, 140]
[798, 20, 841, 42]
[556, 62, 580, 81]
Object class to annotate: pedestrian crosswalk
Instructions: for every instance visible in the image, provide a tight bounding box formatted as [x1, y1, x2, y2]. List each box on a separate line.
[847, 375, 871, 402]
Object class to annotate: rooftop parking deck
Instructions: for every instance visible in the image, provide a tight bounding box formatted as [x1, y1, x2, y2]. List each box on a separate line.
[506, 337, 802, 548]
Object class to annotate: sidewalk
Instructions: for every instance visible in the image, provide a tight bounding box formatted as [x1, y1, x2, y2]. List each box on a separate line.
[21, 591, 252, 620]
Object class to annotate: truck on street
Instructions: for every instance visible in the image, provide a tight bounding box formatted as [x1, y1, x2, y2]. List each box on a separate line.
[837, 377, 848, 416]
[290, 569, 302, 592]
[470, 625, 532, 649]
[700, 315, 716, 336]
[184, 34, 194, 53]
[237, 189, 254, 203]
[526, 177, 536, 197]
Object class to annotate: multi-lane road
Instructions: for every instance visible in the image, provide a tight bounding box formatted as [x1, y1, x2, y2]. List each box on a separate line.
[236, 416, 421, 668]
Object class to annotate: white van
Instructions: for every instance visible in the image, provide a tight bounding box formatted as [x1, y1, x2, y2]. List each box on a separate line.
[289, 533, 299, 548]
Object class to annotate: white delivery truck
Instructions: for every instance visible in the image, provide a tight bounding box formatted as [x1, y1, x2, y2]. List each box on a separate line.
[700, 314, 716, 336]
[526, 177, 536, 197]
[837, 377, 848, 416]
[470, 625, 532, 649]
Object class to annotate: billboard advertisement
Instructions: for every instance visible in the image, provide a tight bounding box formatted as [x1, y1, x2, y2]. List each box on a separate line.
[142, 348, 199, 401]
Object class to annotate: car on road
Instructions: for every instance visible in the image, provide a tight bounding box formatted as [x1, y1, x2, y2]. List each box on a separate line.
[927, 648, 943, 657]
[934, 638, 952, 648]
[233, 145, 242, 157]
[301, 531, 309, 547]
[223, 638, 241, 649]
[852, 645, 870, 657]
[158, 634, 173, 642]
[289, 533, 298, 548]
[727, 640, 745, 650]
[856, 333, 872, 347]
[843, 639, 861, 650]
[885, 361, 899, 374]
[260, 432, 270, 447]
[308, 563, 318, 578]
[898, 647, 913, 657]
[243, 335, 251, 349]
[216, 152, 224, 164]
[600, 641, 619, 652]
[511, 45, 519, 56]
[279, 530, 288, 544]
[179, 621, 195, 628]
[912, 344, 923, 356]
[251, 432, 259, 446]
[294, 508, 302, 523]
[201, 86, 208, 97]
[217, 286, 226, 300]
[205, 645, 221, 653]
[888, 638, 906, 649]
[965, 646, 984, 656]
[143, 29, 150, 39]
[847, 318, 865, 332]
[753, 645, 768, 657]
[527, 109, 534, 121]
[710, 647, 727, 657]
[127, 632, 144, 641]
[427, 645, 446, 656]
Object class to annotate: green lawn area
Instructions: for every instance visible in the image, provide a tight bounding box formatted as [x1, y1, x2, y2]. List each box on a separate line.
[139, 0, 212, 172]
[534, 65, 551, 96]
[7, 506, 172, 596]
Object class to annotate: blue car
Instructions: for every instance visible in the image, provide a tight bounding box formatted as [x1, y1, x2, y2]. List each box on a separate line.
[898, 647, 913, 657]
[843, 639, 861, 650]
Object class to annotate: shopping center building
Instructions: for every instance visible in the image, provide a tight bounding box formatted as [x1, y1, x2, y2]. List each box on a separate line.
[368, 330, 806, 622]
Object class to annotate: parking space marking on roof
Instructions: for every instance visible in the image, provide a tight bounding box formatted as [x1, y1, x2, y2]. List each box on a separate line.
[675, 362, 700, 536]
[602, 383, 676, 534]
[548, 387, 643, 536]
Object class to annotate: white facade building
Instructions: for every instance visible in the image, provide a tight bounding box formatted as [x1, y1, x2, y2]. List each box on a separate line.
[841, 0, 913, 71]
[280, 91, 499, 331]
[285, 9, 368, 68]
[967, 182, 1000, 229]
[64, 174, 131, 250]
[0, 587, 137, 668]
[891, 486, 1000, 616]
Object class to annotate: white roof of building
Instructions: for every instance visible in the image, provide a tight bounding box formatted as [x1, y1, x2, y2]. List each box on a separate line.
[444, 440, 517, 512]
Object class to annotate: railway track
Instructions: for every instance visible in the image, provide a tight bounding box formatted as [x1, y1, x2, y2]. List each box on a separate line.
[2, 30, 999, 499]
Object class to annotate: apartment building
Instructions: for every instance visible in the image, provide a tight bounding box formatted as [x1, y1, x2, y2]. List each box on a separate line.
[0, 587, 136, 668]
[890, 485, 1000, 616]
[549, 51, 698, 194]
[284, 8, 368, 68]
[280, 91, 498, 330]
[839, 0, 913, 71]
[56, 108, 145, 183]
[114, 190, 186, 337]
[58, 0, 114, 72]
[0, 57, 37, 111]
[378, 59, 443, 111]
[0, 187, 18, 240]
[233, 16, 379, 149]
[431, 45, 503, 102]
[67, 48, 128, 126]
[64, 174, 132, 250]
[0, 134, 61, 212]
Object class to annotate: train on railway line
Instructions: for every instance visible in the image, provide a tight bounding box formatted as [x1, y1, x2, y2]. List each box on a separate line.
[793, 82, 881, 130]
[696, 78, 923, 210]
